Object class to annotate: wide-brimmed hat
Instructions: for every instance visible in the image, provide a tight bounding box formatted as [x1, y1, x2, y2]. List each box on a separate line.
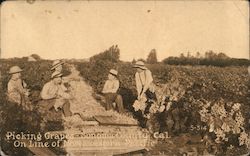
[109, 69, 118, 76]
[9, 66, 23, 74]
[51, 71, 63, 79]
[133, 61, 147, 70]
[51, 60, 64, 71]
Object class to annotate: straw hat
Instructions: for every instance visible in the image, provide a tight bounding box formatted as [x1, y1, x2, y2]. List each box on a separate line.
[9, 66, 23, 74]
[133, 61, 147, 70]
[51, 60, 64, 70]
[109, 69, 118, 76]
[51, 71, 63, 79]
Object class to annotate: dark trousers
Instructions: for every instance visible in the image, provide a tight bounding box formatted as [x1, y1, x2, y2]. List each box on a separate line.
[38, 99, 72, 118]
[62, 101, 72, 117]
[144, 89, 157, 115]
[140, 89, 157, 128]
[104, 93, 124, 113]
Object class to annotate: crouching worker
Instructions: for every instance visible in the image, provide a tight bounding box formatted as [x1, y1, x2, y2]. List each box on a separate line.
[102, 69, 124, 113]
[40, 71, 73, 118]
[7, 66, 32, 110]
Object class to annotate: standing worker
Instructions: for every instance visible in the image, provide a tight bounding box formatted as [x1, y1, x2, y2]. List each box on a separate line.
[134, 61, 156, 105]
[133, 61, 157, 129]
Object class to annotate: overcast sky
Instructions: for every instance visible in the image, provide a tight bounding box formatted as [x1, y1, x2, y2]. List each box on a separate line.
[1, 0, 249, 61]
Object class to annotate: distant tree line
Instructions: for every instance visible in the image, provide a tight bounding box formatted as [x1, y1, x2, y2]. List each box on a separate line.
[134, 49, 249, 67]
[162, 50, 250, 67]
[15, 48, 249, 67]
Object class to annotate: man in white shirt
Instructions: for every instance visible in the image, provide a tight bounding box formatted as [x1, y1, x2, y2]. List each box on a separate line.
[40, 71, 73, 117]
[102, 69, 124, 113]
[134, 61, 156, 102]
[133, 61, 157, 130]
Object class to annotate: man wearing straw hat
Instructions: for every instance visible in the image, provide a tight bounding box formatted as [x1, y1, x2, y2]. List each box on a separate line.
[133, 61, 157, 129]
[7, 66, 31, 109]
[40, 71, 73, 117]
[102, 69, 124, 113]
[133, 61, 156, 102]
[50, 59, 73, 85]
[51, 60, 64, 73]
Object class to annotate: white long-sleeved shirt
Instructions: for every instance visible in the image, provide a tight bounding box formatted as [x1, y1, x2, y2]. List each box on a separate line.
[102, 79, 119, 94]
[135, 69, 153, 96]
[41, 81, 71, 100]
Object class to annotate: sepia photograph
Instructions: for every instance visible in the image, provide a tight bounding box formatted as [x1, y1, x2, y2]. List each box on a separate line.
[0, 0, 249, 155]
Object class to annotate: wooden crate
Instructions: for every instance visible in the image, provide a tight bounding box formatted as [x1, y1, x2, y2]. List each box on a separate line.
[94, 115, 138, 126]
